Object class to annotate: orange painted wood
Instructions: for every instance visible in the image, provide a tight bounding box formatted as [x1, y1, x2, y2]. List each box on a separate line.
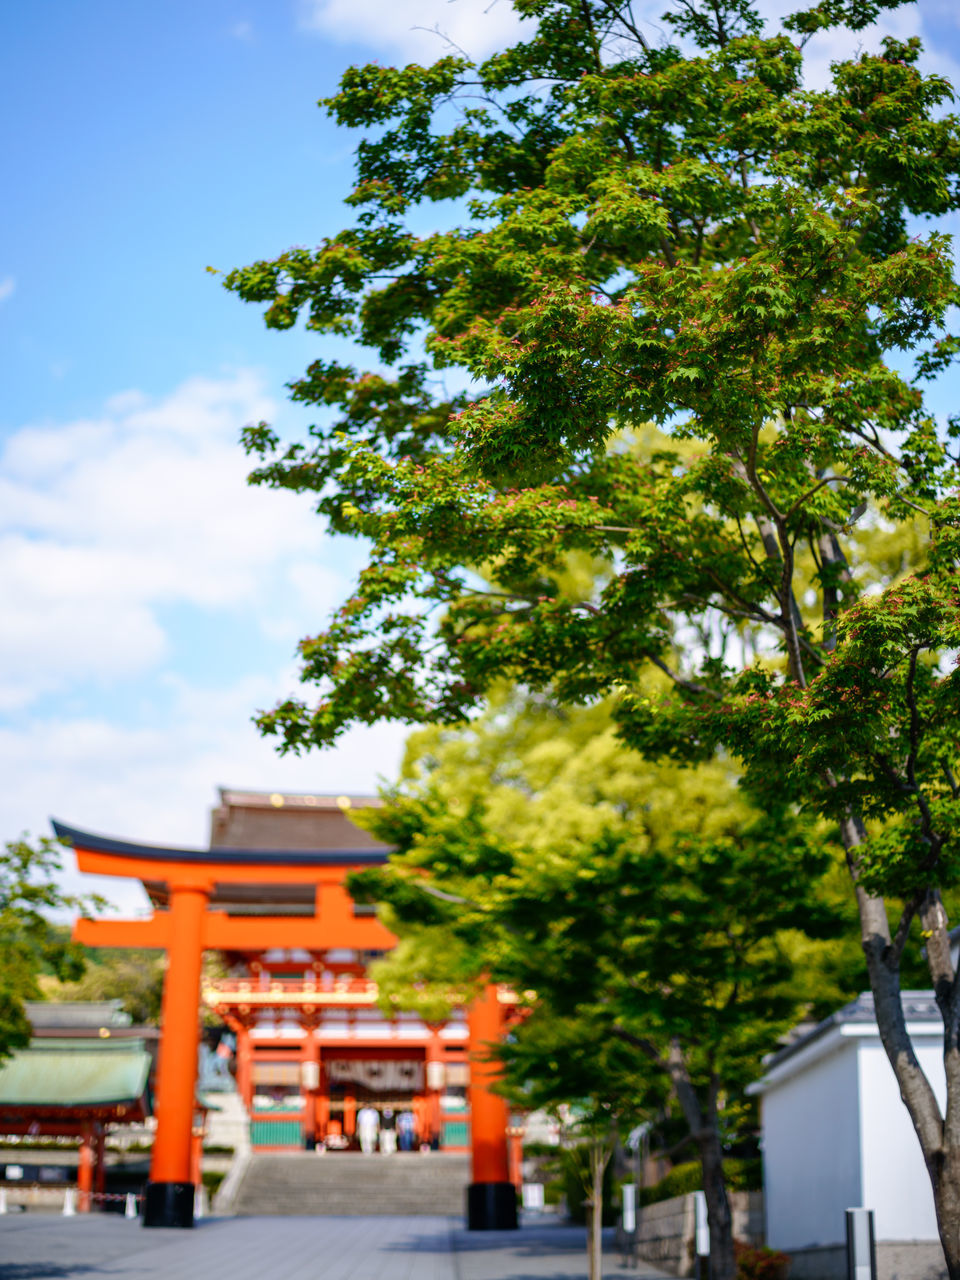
[77, 1124, 94, 1212]
[190, 1128, 203, 1186]
[73, 915, 171, 949]
[302, 1034, 320, 1145]
[425, 1031, 444, 1147]
[94, 1126, 106, 1196]
[236, 1026, 253, 1110]
[149, 885, 208, 1186]
[74, 849, 375, 885]
[467, 984, 510, 1184]
[74, 907, 395, 953]
[202, 909, 394, 951]
[343, 1092, 356, 1137]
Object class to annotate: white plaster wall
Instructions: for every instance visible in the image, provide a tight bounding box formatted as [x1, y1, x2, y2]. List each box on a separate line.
[859, 1034, 944, 1242]
[762, 1041, 861, 1251]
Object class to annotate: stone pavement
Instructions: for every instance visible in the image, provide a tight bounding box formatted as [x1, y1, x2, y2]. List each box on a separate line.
[0, 1214, 671, 1280]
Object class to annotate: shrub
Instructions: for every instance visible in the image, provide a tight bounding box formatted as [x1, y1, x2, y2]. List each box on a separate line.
[639, 1158, 762, 1206]
[523, 1140, 560, 1158]
[735, 1241, 790, 1280]
[543, 1179, 564, 1205]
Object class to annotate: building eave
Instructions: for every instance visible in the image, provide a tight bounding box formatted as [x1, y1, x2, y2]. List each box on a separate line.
[749, 991, 942, 1096]
[51, 820, 391, 867]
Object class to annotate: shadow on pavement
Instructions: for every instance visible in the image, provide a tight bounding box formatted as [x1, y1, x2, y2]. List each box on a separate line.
[0, 1266, 103, 1279]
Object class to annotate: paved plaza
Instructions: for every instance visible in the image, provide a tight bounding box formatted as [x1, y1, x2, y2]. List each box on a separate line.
[0, 1214, 669, 1280]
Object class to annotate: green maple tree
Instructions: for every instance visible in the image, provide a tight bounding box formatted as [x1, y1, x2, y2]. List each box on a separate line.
[222, 0, 960, 1269]
[347, 697, 852, 1276]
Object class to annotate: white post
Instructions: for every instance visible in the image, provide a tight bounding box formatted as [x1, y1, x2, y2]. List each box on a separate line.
[124, 1192, 138, 1219]
[62, 1188, 76, 1216]
[694, 1190, 710, 1278]
[0, 1187, 8, 1214]
[622, 1183, 636, 1232]
[846, 1208, 877, 1280]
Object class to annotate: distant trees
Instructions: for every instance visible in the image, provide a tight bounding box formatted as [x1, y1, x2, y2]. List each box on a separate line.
[50, 947, 166, 1026]
[0, 837, 96, 1062]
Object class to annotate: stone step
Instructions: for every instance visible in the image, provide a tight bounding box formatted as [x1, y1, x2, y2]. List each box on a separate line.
[231, 1153, 471, 1217]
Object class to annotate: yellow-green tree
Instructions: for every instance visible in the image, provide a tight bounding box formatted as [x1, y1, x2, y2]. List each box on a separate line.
[351, 696, 856, 1278]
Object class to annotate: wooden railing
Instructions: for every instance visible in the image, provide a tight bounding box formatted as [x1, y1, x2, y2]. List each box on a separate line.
[202, 977, 380, 1007]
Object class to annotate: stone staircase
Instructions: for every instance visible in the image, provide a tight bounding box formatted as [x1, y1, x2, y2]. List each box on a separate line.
[228, 1152, 471, 1216]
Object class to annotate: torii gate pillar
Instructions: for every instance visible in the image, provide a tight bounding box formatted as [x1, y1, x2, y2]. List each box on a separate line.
[144, 881, 208, 1227]
[466, 984, 517, 1230]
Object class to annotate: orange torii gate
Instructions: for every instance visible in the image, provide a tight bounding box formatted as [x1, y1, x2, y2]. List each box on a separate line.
[54, 818, 517, 1230]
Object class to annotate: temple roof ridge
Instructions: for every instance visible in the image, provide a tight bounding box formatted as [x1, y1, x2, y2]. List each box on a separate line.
[50, 819, 391, 866]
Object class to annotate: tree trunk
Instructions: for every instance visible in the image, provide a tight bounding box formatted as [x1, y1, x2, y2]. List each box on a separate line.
[698, 1119, 736, 1280]
[934, 1140, 960, 1280]
[587, 1140, 609, 1280]
[657, 1043, 737, 1280]
[844, 826, 960, 1276]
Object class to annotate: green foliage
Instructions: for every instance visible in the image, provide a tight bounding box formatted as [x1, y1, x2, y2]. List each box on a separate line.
[639, 1158, 762, 1205]
[201, 1170, 226, 1195]
[225, 0, 959, 760]
[49, 948, 166, 1026]
[0, 837, 103, 1063]
[225, 0, 960, 1264]
[225, 0, 960, 954]
[348, 694, 853, 1251]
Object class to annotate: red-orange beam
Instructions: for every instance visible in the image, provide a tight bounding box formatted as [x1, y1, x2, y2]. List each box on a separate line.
[74, 916, 171, 949]
[144, 883, 207, 1228]
[203, 909, 395, 951]
[466, 983, 517, 1230]
[73, 849, 367, 886]
[74, 910, 395, 952]
[302, 1033, 320, 1150]
[77, 1123, 93, 1213]
[236, 1025, 253, 1111]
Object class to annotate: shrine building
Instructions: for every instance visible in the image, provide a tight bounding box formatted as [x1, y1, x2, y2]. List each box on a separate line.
[55, 789, 518, 1231]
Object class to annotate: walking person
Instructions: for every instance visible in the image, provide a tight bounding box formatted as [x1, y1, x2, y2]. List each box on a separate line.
[357, 1104, 379, 1155]
[379, 1106, 397, 1154]
[397, 1109, 416, 1152]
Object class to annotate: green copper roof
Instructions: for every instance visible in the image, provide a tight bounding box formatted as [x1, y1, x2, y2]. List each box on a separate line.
[0, 1038, 151, 1109]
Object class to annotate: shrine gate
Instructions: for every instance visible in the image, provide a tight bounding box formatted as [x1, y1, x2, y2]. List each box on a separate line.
[55, 789, 517, 1230]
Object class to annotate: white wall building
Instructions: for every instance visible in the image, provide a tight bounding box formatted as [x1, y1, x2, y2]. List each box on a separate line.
[750, 992, 947, 1280]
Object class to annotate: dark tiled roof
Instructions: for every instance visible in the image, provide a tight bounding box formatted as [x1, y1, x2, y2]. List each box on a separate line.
[51, 820, 390, 866]
[763, 990, 939, 1073]
[25, 1001, 131, 1029]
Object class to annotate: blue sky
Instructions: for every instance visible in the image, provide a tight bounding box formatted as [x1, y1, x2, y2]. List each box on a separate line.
[1, 0, 958, 909]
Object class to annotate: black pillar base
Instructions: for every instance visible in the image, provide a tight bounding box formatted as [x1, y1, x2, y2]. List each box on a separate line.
[466, 1181, 518, 1230]
[142, 1181, 195, 1228]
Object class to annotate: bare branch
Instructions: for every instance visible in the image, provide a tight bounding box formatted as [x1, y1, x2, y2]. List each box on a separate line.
[885, 890, 925, 970]
[646, 653, 722, 700]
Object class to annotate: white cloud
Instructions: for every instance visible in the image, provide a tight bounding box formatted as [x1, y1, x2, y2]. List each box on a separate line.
[0, 669, 408, 913]
[230, 19, 254, 41]
[0, 369, 409, 910]
[0, 370, 332, 708]
[298, 0, 959, 87]
[0, 277, 15, 304]
[775, 2, 960, 92]
[298, 0, 531, 61]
